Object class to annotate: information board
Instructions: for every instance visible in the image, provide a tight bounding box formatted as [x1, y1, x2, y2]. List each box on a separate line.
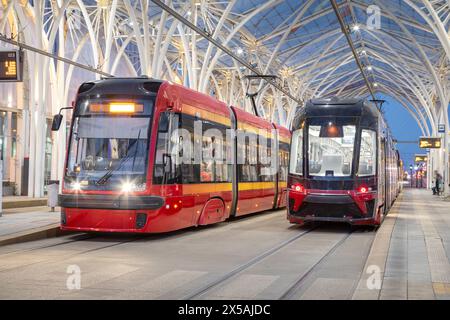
[419, 137, 441, 149]
[0, 50, 23, 82]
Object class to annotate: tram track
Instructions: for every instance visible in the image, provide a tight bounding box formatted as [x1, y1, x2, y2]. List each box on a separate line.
[0, 209, 284, 257]
[0, 233, 98, 256]
[279, 228, 355, 299]
[184, 224, 367, 300]
[183, 225, 319, 300]
[0, 234, 148, 274]
[0, 210, 287, 275]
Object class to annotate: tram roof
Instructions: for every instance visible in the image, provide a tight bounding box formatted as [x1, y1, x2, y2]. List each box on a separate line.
[309, 97, 366, 106]
[301, 97, 379, 118]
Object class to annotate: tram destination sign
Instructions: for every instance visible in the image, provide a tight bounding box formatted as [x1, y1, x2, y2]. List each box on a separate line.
[419, 137, 441, 149]
[0, 50, 23, 82]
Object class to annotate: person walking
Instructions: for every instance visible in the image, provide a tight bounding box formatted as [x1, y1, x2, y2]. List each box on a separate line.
[435, 172, 443, 195]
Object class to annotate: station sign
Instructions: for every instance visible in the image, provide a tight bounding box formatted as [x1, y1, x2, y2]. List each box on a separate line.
[0, 50, 23, 82]
[419, 137, 441, 149]
[438, 124, 445, 133]
[414, 154, 428, 163]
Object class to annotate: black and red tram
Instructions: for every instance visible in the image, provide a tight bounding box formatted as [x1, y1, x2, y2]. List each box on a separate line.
[52, 77, 290, 233]
[287, 98, 402, 227]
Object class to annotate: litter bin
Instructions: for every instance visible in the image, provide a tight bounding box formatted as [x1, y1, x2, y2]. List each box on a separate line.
[47, 180, 59, 212]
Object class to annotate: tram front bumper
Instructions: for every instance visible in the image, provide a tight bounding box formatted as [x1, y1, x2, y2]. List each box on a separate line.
[58, 194, 165, 233]
[288, 190, 377, 224]
[59, 194, 164, 210]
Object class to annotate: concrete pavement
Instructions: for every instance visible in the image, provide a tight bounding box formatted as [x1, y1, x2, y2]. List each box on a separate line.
[0, 189, 448, 300]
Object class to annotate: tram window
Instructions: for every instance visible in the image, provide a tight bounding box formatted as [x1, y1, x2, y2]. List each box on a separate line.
[201, 135, 213, 182]
[289, 129, 303, 175]
[308, 124, 356, 177]
[238, 133, 258, 182]
[153, 113, 181, 184]
[214, 134, 230, 182]
[69, 117, 149, 175]
[358, 129, 376, 176]
[179, 115, 198, 184]
[259, 138, 275, 182]
[279, 142, 289, 182]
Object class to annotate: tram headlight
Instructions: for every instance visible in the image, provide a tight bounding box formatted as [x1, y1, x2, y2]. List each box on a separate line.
[122, 182, 133, 193]
[66, 181, 81, 191]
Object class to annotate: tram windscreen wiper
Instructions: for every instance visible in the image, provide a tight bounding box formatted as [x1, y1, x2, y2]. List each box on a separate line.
[96, 130, 141, 185]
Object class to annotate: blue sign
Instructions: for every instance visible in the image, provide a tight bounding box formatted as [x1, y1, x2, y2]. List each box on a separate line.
[438, 124, 445, 133]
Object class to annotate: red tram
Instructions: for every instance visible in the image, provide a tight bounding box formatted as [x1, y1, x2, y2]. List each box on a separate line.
[52, 78, 290, 233]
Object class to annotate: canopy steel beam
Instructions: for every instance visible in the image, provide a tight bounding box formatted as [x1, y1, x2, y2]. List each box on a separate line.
[329, 0, 378, 108]
[150, 0, 302, 107]
[0, 34, 113, 77]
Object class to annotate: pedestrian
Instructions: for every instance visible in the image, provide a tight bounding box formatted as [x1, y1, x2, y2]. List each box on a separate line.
[435, 172, 443, 195]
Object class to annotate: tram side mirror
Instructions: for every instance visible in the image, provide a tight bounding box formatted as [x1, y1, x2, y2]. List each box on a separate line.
[51, 114, 63, 131]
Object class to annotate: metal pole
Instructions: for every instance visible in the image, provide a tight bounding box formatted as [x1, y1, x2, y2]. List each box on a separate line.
[0, 34, 113, 78]
[149, 0, 303, 107]
[329, 0, 379, 110]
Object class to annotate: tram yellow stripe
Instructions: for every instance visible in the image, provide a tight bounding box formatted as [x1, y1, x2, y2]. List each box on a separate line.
[181, 181, 278, 194]
[183, 183, 232, 194]
[279, 135, 291, 144]
[238, 182, 276, 191]
[237, 123, 273, 139]
[182, 103, 231, 127]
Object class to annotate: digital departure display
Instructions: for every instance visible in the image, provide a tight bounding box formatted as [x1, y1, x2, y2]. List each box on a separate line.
[419, 137, 441, 149]
[414, 154, 428, 163]
[0, 50, 23, 82]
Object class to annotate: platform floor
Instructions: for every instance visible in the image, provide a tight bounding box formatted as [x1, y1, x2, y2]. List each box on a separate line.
[0, 207, 59, 238]
[2, 196, 48, 209]
[0, 189, 448, 300]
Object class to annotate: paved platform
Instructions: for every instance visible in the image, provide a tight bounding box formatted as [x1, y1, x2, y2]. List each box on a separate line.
[2, 196, 48, 209]
[0, 207, 60, 246]
[353, 189, 450, 300]
[0, 189, 448, 300]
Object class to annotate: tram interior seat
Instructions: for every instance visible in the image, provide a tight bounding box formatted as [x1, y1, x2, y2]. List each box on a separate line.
[318, 154, 343, 177]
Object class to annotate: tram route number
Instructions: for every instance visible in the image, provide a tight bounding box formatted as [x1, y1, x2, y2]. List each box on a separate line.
[178, 304, 271, 318]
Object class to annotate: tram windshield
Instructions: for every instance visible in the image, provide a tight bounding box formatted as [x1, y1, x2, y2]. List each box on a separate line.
[64, 98, 153, 191]
[307, 118, 356, 177]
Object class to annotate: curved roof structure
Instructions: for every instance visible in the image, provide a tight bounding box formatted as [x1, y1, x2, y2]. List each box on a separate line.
[1, 0, 448, 133]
